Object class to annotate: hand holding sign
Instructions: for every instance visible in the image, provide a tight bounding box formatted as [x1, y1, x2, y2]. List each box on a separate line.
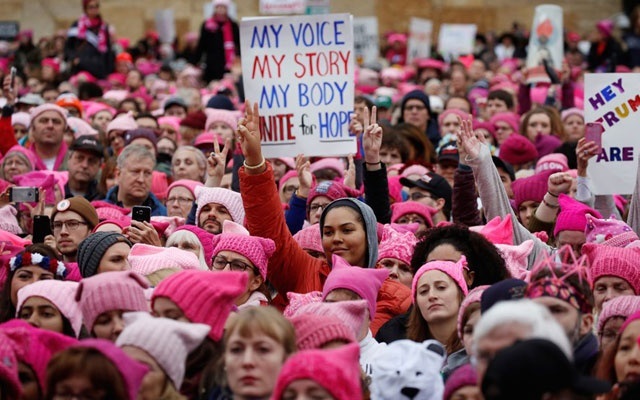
[238, 101, 266, 174]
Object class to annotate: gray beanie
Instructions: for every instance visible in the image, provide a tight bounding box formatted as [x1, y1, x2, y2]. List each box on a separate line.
[77, 232, 132, 278]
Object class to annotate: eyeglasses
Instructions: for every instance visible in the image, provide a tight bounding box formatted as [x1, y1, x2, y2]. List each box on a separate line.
[283, 184, 299, 193]
[166, 197, 194, 205]
[410, 192, 435, 201]
[212, 256, 255, 273]
[52, 220, 88, 232]
[309, 203, 331, 213]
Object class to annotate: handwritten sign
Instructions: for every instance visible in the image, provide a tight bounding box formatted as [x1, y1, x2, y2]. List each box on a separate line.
[526, 4, 563, 83]
[240, 14, 356, 158]
[260, 0, 306, 15]
[407, 18, 432, 63]
[353, 17, 379, 65]
[437, 24, 476, 60]
[585, 73, 640, 195]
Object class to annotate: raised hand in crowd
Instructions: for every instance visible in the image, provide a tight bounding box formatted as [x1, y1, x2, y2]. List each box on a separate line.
[2, 74, 16, 105]
[457, 117, 487, 161]
[237, 100, 266, 175]
[343, 154, 356, 189]
[548, 171, 573, 197]
[576, 137, 599, 177]
[205, 133, 231, 187]
[294, 153, 312, 198]
[362, 105, 383, 170]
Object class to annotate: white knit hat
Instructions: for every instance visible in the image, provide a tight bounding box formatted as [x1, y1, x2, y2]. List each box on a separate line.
[128, 244, 201, 276]
[116, 312, 210, 389]
[194, 186, 245, 226]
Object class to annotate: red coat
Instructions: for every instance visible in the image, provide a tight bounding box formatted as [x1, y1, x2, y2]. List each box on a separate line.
[239, 163, 411, 335]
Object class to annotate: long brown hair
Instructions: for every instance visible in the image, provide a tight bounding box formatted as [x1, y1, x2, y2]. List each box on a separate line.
[519, 106, 565, 141]
[407, 290, 464, 354]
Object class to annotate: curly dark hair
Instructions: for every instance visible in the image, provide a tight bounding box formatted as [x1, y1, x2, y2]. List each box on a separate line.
[411, 224, 511, 289]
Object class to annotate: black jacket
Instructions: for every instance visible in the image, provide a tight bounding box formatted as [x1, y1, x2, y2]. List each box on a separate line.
[196, 19, 240, 83]
[64, 20, 115, 79]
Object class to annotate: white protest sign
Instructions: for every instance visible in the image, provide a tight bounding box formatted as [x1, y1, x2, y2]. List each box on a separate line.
[407, 17, 432, 63]
[353, 17, 379, 65]
[260, 0, 306, 15]
[437, 24, 476, 60]
[155, 9, 175, 44]
[585, 73, 640, 195]
[526, 4, 563, 83]
[240, 14, 356, 158]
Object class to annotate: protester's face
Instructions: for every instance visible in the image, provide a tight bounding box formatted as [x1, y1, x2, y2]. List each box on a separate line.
[92, 309, 126, 342]
[18, 296, 64, 334]
[121, 346, 168, 399]
[462, 308, 481, 357]
[526, 113, 552, 141]
[32, 111, 65, 146]
[18, 362, 40, 400]
[209, 121, 235, 143]
[378, 258, 413, 288]
[395, 212, 429, 236]
[157, 138, 176, 157]
[563, 115, 585, 142]
[450, 385, 482, 400]
[474, 322, 532, 384]
[108, 129, 126, 154]
[435, 161, 457, 188]
[379, 146, 403, 166]
[126, 70, 142, 89]
[555, 230, 586, 257]
[198, 202, 232, 234]
[518, 200, 539, 228]
[354, 101, 368, 125]
[486, 99, 509, 117]
[441, 114, 462, 136]
[2, 153, 31, 182]
[10, 266, 55, 306]
[136, 117, 158, 130]
[446, 98, 471, 113]
[408, 187, 440, 210]
[278, 177, 299, 205]
[497, 168, 513, 198]
[52, 374, 102, 400]
[403, 99, 430, 130]
[12, 123, 28, 140]
[532, 297, 581, 343]
[615, 320, 640, 384]
[301, 197, 326, 226]
[322, 206, 367, 267]
[451, 71, 467, 91]
[224, 330, 287, 399]
[600, 316, 625, 349]
[426, 243, 463, 263]
[166, 186, 195, 219]
[54, 210, 91, 258]
[116, 156, 154, 202]
[416, 270, 461, 324]
[593, 276, 635, 313]
[159, 123, 179, 143]
[493, 121, 514, 145]
[167, 236, 202, 260]
[282, 379, 334, 400]
[152, 296, 189, 322]
[172, 148, 205, 182]
[468, 61, 486, 81]
[165, 105, 187, 119]
[270, 159, 289, 183]
[97, 242, 131, 274]
[42, 89, 59, 103]
[68, 150, 101, 184]
[91, 110, 112, 132]
[214, 250, 263, 304]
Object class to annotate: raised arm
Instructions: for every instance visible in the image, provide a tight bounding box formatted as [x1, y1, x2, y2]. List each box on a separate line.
[361, 106, 391, 223]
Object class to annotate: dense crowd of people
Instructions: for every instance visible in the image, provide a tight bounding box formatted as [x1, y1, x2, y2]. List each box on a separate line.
[0, 0, 639, 399]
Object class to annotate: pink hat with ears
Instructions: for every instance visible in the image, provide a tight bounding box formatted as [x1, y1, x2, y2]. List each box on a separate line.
[322, 255, 390, 318]
[472, 216, 514, 245]
[377, 224, 418, 266]
[84, 102, 116, 120]
[309, 158, 345, 178]
[211, 220, 276, 279]
[490, 111, 520, 132]
[166, 179, 204, 199]
[106, 111, 138, 133]
[16, 280, 83, 337]
[13, 171, 57, 204]
[584, 214, 640, 248]
[158, 116, 182, 132]
[582, 244, 640, 295]
[438, 108, 471, 127]
[290, 313, 356, 350]
[293, 224, 323, 254]
[173, 225, 215, 264]
[67, 117, 98, 138]
[294, 300, 369, 339]
[494, 240, 535, 280]
[2, 144, 38, 172]
[457, 285, 489, 339]
[29, 104, 68, 125]
[204, 108, 239, 131]
[283, 291, 323, 318]
[412, 256, 470, 301]
[91, 201, 131, 222]
[390, 201, 435, 228]
[387, 176, 405, 203]
[554, 194, 602, 237]
[128, 244, 201, 276]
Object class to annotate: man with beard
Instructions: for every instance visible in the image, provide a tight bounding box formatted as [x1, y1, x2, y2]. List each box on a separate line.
[105, 144, 166, 216]
[50, 197, 99, 263]
[194, 186, 245, 234]
[64, 136, 104, 200]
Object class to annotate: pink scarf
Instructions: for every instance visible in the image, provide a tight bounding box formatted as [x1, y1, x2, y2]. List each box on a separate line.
[77, 14, 108, 53]
[205, 17, 236, 69]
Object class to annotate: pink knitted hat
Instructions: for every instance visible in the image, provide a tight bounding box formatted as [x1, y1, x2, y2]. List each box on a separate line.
[294, 300, 369, 339]
[310, 158, 345, 177]
[106, 111, 138, 133]
[377, 224, 418, 265]
[151, 270, 247, 341]
[584, 214, 640, 248]
[561, 107, 584, 122]
[0, 320, 77, 393]
[535, 134, 563, 159]
[495, 240, 535, 280]
[74, 339, 149, 400]
[0, 330, 21, 399]
[290, 313, 356, 350]
[457, 285, 489, 339]
[91, 200, 131, 222]
[157, 116, 181, 132]
[128, 243, 201, 276]
[582, 244, 640, 295]
[283, 291, 323, 318]
[443, 364, 478, 400]
[172, 225, 215, 265]
[0, 205, 21, 235]
[167, 179, 203, 199]
[13, 171, 57, 204]
[204, 108, 239, 131]
[307, 180, 360, 209]
[401, 164, 430, 179]
[438, 108, 471, 127]
[476, 216, 513, 245]
[597, 295, 640, 334]
[390, 201, 436, 228]
[194, 186, 245, 225]
[115, 312, 210, 389]
[75, 271, 149, 332]
[274, 157, 296, 170]
[535, 153, 569, 174]
[278, 170, 298, 192]
[211, 220, 276, 279]
[11, 111, 31, 129]
[3, 144, 38, 170]
[412, 256, 470, 302]
[322, 255, 389, 318]
[490, 111, 520, 132]
[271, 343, 361, 400]
[85, 102, 116, 120]
[554, 194, 602, 236]
[16, 280, 83, 337]
[512, 172, 550, 209]
[29, 104, 67, 125]
[499, 134, 538, 166]
[67, 117, 98, 138]
[292, 224, 323, 253]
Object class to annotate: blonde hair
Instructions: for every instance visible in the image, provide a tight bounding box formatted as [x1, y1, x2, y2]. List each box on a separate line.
[166, 230, 209, 269]
[224, 307, 296, 356]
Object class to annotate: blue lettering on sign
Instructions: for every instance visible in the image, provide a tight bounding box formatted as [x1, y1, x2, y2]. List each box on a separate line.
[318, 111, 350, 139]
[250, 24, 283, 48]
[297, 81, 348, 107]
[259, 84, 290, 108]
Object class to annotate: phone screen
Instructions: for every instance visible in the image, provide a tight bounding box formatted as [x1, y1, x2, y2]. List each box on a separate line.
[585, 122, 605, 152]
